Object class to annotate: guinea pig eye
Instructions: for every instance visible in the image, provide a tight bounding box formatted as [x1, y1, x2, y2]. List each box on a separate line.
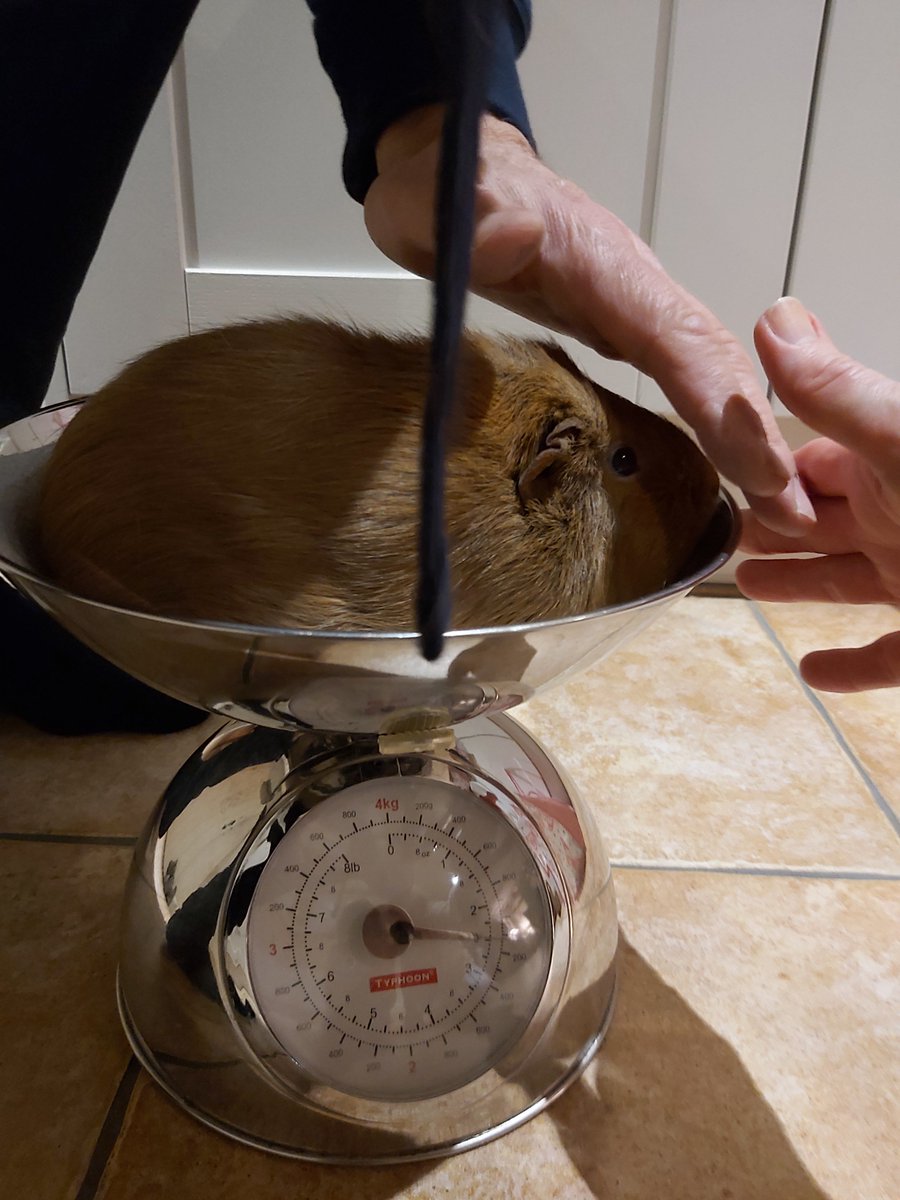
[610, 445, 639, 478]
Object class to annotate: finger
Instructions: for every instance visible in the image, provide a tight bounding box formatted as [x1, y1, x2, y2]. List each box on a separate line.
[598, 266, 809, 522]
[367, 126, 815, 534]
[603, 282, 816, 535]
[793, 437, 865, 498]
[736, 553, 894, 604]
[755, 297, 900, 475]
[469, 182, 807, 522]
[800, 631, 900, 692]
[739, 478, 817, 538]
[739, 498, 861, 556]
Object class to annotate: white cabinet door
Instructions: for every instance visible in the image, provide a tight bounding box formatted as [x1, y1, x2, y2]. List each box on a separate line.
[179, 0, 665, 400]
[790, 0, 900, 382]
[637, 0, 825, 414]
[62, 88, 188, 397]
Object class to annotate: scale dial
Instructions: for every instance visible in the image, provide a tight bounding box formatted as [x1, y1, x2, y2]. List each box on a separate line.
[244, 775, 555, 1101]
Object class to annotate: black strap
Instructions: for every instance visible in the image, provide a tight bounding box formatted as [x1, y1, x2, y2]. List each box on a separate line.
[418, 0, 501, 660]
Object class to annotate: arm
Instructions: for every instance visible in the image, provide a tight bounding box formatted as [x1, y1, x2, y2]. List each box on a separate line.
[366, 106, 813, 537]
[310, 1, 814, 536]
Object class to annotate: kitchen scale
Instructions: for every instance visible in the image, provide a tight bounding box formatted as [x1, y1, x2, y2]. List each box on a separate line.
[0, 402, 738, 1164]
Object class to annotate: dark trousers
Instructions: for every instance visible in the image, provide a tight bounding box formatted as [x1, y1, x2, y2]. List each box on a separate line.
[1, 2, 208, 732]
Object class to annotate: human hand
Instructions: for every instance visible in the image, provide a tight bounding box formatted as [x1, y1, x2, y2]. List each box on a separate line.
[364, 107, 814, 536]
[736, 297, 900, 692]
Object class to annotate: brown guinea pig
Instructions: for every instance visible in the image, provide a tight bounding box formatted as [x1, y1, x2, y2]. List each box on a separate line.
[38, 317, 720, 631]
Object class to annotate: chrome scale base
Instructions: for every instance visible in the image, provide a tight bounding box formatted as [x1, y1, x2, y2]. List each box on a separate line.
[114, 711, 619, 1163]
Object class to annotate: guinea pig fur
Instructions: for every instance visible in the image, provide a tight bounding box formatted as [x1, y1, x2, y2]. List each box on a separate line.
[38, 317, 721, 631]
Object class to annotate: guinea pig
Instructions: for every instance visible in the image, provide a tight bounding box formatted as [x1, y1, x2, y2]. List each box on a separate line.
[37, 316, 720, 631]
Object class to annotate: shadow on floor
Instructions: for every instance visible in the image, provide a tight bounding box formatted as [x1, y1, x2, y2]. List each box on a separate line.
[547, 934, 830, 1199]
[92, 935, 830, 1199]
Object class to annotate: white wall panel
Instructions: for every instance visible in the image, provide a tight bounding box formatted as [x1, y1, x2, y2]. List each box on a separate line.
[63, 88, 188, 394]
[41, 352, 69, 407]
[790, 0, 900, 382]
[518, 0, 665, 237]
[639, 0, 824, 413]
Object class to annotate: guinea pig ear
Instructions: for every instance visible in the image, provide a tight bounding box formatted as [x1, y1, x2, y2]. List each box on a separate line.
[517, 417, 584, 505]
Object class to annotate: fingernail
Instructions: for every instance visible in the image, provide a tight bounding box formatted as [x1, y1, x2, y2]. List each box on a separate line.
[766, 296, 818, 345]
[719, 391, 793, 490]
[786, 473, 816, 522]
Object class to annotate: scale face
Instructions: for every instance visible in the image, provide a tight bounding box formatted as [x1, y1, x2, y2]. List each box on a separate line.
[240, 776, 555, 1102]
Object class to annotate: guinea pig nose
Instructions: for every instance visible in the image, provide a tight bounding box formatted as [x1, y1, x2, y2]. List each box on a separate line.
[610, 445, 639, 477]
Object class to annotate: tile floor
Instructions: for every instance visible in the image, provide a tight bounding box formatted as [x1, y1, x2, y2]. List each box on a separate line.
[1, 595, 897, 1200]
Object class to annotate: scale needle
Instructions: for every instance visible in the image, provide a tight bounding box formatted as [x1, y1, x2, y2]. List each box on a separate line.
[393, 920, 480, 944]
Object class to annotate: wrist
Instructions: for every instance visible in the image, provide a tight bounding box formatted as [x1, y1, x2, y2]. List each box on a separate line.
[374, 105, 446, 175]
[375, 106, 535, 176]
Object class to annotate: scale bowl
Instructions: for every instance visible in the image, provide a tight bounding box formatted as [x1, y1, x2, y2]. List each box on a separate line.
[0, 402, 739, 734]
[1, 400, 739, 1161]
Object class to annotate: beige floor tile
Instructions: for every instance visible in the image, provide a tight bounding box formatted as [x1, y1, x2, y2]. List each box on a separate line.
[606, 869, 900, 1200]
[758, 600, 900, 832]
[0, 842, 133, 1199]
[92, 871, 897, 1200]
[0, 713, 219, 838]
[515, 597, 900, 872]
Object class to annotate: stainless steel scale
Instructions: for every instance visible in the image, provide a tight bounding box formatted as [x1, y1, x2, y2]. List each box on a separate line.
[0, 402, 738, 1163]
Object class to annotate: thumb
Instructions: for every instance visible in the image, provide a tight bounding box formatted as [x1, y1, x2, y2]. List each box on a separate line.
[755, 297, 900, 471]
[469, 208, 545, 288]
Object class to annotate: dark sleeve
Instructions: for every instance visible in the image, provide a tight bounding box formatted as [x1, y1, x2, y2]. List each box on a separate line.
[307, 0, 534, 202]
[0, 0, 201, 424]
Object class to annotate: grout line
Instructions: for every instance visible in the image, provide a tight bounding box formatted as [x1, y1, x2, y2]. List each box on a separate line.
[611, 860, 900, 882]
[749, 602, 900, 839]
[74, 1057, 142, 1200]
[0, 831, 137, 847]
